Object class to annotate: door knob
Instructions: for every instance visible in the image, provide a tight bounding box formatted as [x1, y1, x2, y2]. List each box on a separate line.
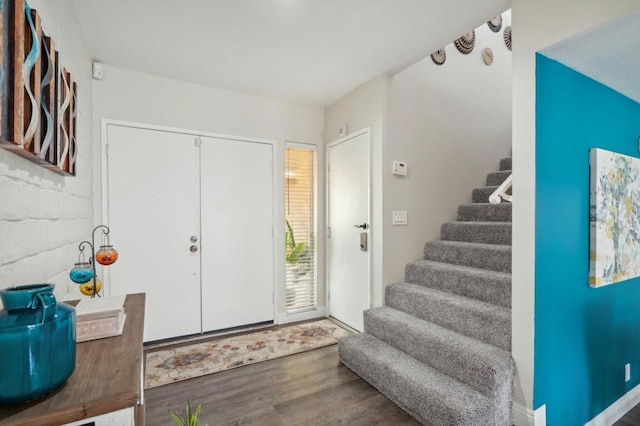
[190, 236, 198, 243]
[353, 223, 368, 230]
[190, 245, 198, 253]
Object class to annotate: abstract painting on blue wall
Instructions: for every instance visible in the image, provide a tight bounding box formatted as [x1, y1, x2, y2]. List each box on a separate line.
[589, 148, 640, 287]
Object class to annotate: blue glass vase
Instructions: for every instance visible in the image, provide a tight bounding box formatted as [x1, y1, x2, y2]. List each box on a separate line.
[69, 262, 93, 284]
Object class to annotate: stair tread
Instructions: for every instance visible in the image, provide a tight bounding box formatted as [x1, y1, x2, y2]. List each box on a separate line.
[458, 202, 512, 208]
[446, 221, 511, 225]
[442, 222, 512, 245]
[486, 170, 512, 186]
[425, 239, 511, 250]
[366, 306, 513, 397]
[339, 333, 496, 425]
[457, 203, 512, 222]
[424, 240, 512, 273]
[499, 157, 512, 172]
[389, 282, 511, 315]
[386, 282, 511, 351]
[408, 259, 511, 279]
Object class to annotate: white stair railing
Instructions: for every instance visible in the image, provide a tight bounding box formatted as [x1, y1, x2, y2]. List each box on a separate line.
[489, 174, 512, 204]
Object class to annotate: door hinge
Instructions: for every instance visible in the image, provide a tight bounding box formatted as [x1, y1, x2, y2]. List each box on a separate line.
[195, 136, 202, 147]
[105, 143, 109, 158]
[327, 227, 331, 238]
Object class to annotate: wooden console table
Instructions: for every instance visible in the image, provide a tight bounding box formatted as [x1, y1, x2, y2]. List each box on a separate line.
[0, 293, 146, 426]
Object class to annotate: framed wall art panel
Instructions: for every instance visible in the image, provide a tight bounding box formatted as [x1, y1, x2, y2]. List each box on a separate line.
[589, 148, 640, 287]
[0, 0, 77, 176]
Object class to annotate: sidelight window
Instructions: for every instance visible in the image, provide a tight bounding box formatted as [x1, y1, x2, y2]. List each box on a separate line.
[285, 143, 317, 312]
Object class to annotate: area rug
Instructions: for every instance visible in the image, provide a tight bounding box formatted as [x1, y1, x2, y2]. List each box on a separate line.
[144, 319, 351, 389]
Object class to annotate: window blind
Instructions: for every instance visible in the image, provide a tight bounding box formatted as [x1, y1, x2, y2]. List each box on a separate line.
[285, 144, 317, 312]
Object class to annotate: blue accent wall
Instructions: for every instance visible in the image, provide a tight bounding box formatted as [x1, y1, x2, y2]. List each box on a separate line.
[535, 53, 640, 425]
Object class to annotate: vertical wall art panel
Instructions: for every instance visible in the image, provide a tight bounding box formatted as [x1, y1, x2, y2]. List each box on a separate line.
[589, 148, 640, 287]
[0, 0, 14, 142]
[23, 4, 41, 153]
[0, 0, 77, 176]
[10, 0, 24, 146]
[57, 66, 70, 173]
[39, 35, 56, 164]
[68, 81, 77, 174]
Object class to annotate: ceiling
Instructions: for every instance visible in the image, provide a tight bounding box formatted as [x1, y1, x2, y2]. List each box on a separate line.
[71, 0, 510, 107]
[541, 7, 640, 104]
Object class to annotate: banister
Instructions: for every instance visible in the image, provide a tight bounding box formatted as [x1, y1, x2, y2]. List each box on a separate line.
[489, 174, 512, 204]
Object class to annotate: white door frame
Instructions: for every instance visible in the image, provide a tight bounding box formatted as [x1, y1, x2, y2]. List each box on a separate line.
[325, 127, 373, 324]
[100, 119, 279, 325]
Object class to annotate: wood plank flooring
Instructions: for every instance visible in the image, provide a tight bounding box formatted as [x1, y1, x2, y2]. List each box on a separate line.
[615, 401, 640, 425]
[144, 344, 419, 425]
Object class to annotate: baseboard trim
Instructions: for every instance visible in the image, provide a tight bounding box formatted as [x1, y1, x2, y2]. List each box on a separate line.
[513, 402, 535, 425]
[586, 383, 640, 426]
[277, 306, 327, 324]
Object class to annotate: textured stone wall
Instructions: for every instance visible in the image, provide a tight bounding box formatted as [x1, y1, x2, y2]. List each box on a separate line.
[0, 0, 93, 302]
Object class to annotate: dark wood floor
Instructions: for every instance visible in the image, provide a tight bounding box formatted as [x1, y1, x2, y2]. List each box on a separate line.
[615, 402, 640, 425]
[144, 344, 420, 425]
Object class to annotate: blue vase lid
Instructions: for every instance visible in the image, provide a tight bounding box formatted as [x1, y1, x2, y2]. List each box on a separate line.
[0, 284, 74, 330]
[1, 284, 54, 310]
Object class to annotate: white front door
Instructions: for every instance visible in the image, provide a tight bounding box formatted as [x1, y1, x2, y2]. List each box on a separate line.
[328, 129, 370, 331]
[200, 136, 274, 332]
[106, 125, 202, 342]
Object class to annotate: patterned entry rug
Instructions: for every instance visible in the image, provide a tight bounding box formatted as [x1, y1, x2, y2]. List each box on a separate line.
[145, 319, 351, 389]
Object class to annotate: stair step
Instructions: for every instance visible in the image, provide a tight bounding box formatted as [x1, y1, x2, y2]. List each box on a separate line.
[364, 306, 514, 399]
[386, 283, 511, 351]
[339, 333, 512, 425]
[405, 260, 511, 308]
[424, 240, 511, 273]
[441, 222, 511, 245]
[499, 157, 512, 171]
[486, 170, 512, 187]
[458, 203, 511, 222]
[472, 186, 512, 204]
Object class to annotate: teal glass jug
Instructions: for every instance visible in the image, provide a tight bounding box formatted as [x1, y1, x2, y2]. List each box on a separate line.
[0, 284, 76, 404]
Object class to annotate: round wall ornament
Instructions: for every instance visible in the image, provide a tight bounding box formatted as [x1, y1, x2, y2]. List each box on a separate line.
[487, 15, 502, 32]
[482, 47, 494, 65]
[430, 48, 446, 65]
[454, 30, 475, 54]
[503, 25, 512, 51]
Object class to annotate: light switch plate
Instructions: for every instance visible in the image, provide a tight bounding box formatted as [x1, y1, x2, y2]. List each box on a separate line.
[393, 211, 408, 225]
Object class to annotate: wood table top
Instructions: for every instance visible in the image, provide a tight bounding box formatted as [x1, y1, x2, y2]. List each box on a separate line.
[0, 293, 146, 426]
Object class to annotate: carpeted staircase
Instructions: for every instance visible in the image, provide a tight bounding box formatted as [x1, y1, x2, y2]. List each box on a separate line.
[338, 157, 514, 425]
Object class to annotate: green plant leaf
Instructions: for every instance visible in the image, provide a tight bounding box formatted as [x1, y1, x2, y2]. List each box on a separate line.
[168, 409, 185, 426]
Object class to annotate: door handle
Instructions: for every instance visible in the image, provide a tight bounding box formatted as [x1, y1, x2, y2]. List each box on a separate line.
[190, 245, 198, 253]
[353, 223, 368, 230]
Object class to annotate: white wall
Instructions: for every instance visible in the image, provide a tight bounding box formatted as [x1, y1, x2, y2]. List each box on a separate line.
[325, 14, 513, 309]
[92, 65, 324, 320]
[0, 0, 93, 302]
[324, 75, 390, 308]
[384, 11, 512, 288]
[510, 1, 640, 423]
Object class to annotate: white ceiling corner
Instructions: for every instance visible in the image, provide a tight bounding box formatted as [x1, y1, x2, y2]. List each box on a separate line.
[71, 0, 510, 107]
[540, 7, 640, 104]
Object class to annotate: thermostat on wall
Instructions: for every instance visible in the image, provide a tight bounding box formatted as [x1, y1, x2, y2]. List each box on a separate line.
[392, 161, 408, 176]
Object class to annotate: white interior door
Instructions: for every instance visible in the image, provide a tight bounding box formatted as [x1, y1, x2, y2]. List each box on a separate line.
[328, 130, 370, 331]
[106, 125, 202, 342]
[200, 137, 274, 332]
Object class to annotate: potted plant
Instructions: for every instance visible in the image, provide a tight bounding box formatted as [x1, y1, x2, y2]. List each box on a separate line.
[169, 401, 242, 426]
[169, 401, 201, 426]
